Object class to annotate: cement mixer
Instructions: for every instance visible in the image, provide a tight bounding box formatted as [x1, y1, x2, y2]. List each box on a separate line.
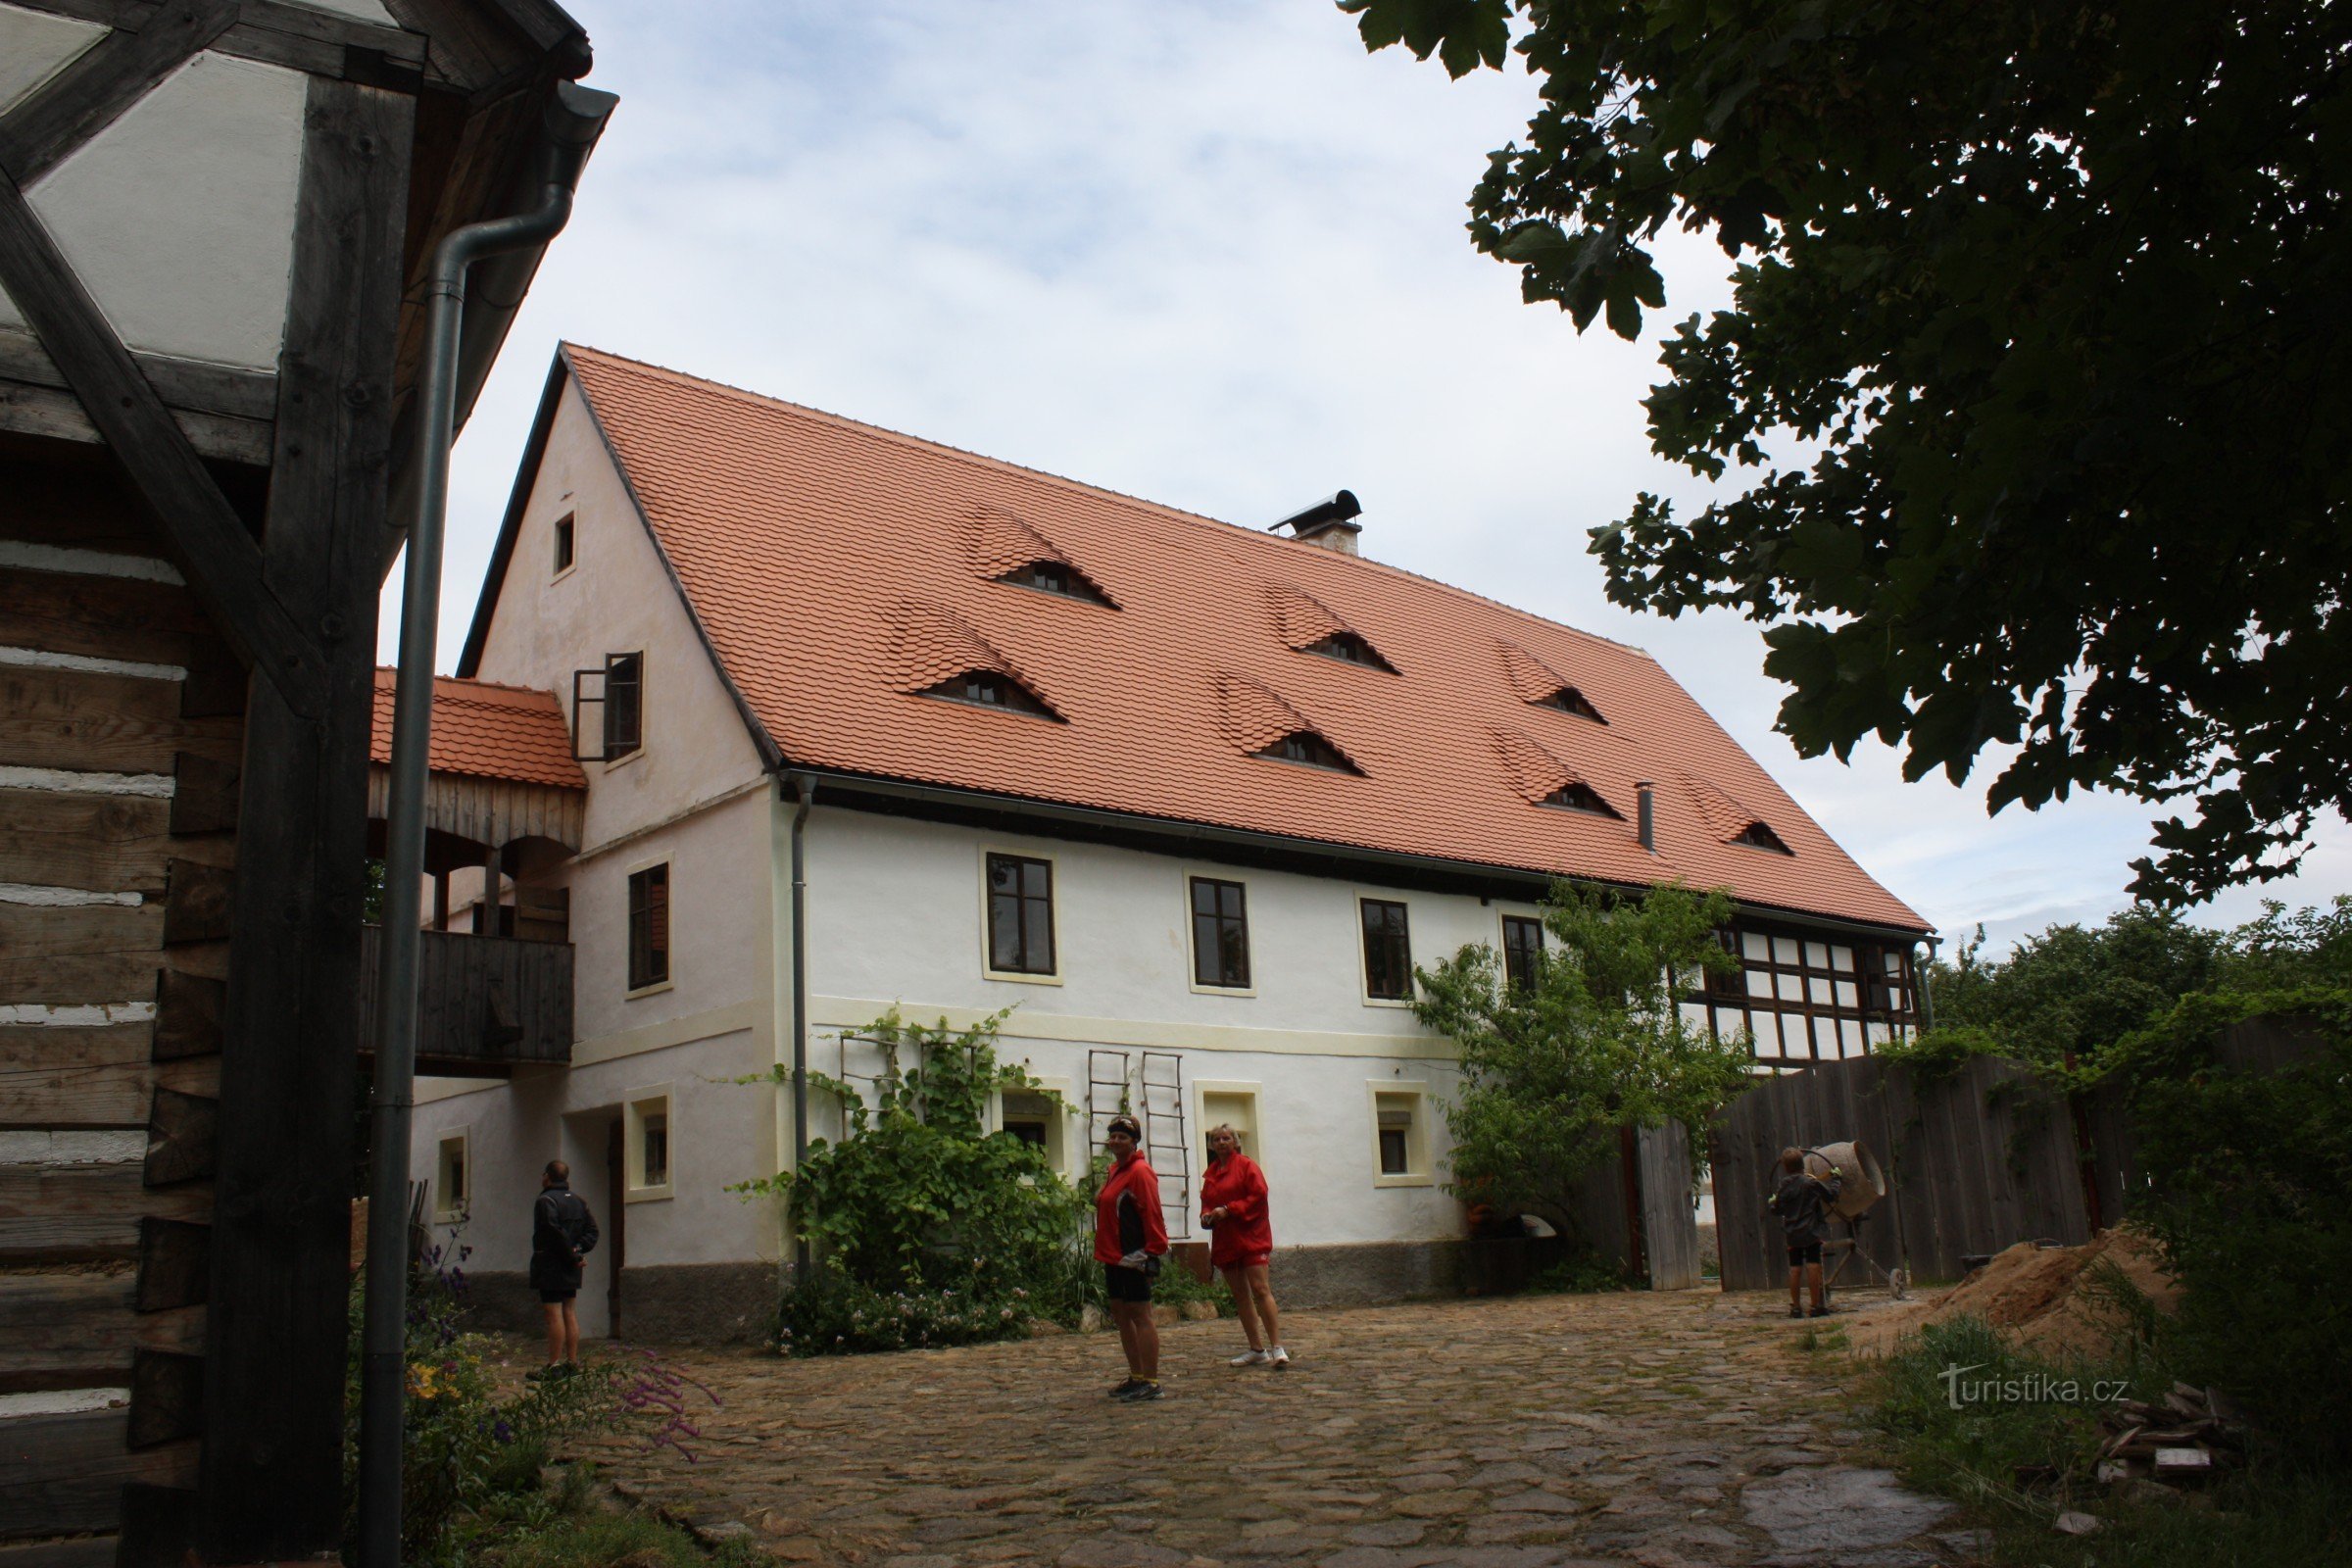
[1776, 1139, 1907, 1300]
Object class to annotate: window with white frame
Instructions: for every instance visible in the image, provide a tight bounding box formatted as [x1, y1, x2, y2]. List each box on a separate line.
[1199, 1084, 1261, 1166]
[433, 1130, 468, 1221]
[1369, 1085, 1432, 1185]
[999, 1087, 1070, 1174]
[625, 1090, 672, 1200]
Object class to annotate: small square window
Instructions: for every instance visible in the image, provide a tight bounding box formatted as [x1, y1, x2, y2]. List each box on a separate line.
[1371, 1088, 1430, 1184]
[1360, 898, 1411, 1001]
[627, 863, 669, 992]
[1191, 877, 1250, 989]
[553, 513, 575, 574]
[1000, 1087, 1069, 1173]
[986, 853, 1056, 975]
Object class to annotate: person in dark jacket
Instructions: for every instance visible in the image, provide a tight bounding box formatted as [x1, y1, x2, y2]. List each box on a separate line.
[529, 1159, 599, 1373]
[1767, 1147, 1841, 1318]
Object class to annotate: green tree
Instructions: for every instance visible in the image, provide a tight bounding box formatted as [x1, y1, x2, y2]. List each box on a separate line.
[1923, 905, 2223, 1067]
[1411, 880, 1753, 1242]
[1344, 0, 2352, 904]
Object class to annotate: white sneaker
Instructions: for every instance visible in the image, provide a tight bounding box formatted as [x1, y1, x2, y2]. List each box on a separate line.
[1268, 1347, 1291, 1369]
[1229, 1348, 1272, 1367]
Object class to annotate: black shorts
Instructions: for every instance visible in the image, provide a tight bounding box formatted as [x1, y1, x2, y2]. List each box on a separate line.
[539, 1289, 577, 1304]
[1103, 1264, 1152, 1304]
[1787, 1242, 1823, 1267]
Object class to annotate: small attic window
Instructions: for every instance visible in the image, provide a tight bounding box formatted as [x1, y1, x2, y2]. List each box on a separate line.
[1534, 685, 1606, 723]
[998, 559, 1111, 607]
[1735, 820, 1793, 855]
[1300, 632, 1396, 672]
[1256, 730, 1359, 773]
[1539, 781, 1621, 818]
[922, 670, 1060, 719]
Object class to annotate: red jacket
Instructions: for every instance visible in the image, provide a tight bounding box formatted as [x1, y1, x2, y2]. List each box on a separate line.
[1094, 1153, 1169, 1265]
[1199, 1152, 1272, 1267]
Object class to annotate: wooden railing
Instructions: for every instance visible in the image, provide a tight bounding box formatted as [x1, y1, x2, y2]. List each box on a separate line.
[357, 925, 572, 1072]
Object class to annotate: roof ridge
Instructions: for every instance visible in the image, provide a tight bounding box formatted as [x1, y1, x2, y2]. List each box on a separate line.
[560, 342, 1652, 662]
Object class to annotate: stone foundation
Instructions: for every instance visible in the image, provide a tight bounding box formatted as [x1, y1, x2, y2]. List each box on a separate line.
[455, 1262, 780, 1346]
[1265, 1236, 1568, 1309]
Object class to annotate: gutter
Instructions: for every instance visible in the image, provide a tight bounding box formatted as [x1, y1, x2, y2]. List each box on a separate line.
[356, 79, 616, 1568]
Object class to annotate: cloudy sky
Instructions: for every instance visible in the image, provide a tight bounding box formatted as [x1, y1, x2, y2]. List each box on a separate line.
[382, 0, 2349, 956]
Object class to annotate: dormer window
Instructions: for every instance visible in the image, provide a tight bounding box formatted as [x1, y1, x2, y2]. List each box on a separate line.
[998, 559, 1112, 607]
[1735, 820, 1793, 855]
[1300, 631, 1396, 673]
[1256, 729, 1358, 773]
[1540, 781, 1621, 818]
[1535, 686, 1606, 723]
[921, 670, 1060, 719]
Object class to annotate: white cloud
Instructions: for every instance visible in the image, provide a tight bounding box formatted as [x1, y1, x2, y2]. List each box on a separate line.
[381, 0, 2349, 956]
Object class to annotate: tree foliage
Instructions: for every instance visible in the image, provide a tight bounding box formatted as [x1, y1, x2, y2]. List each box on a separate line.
[1410, 880, 1753, 1239]
[1344, 0, 2352, 903]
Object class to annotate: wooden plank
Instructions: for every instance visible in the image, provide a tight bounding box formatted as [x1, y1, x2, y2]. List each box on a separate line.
[0, 326, 276, 424]
[0, 0, 238, 185]
[200, 75, 415, 1561]
[134, 1217, 207, 1311]
[0, 664, 240, 775]
[0, 172, 327, 721]
[142, 1090, 214, 1187]
[126, 1350, 201, 1447]
[0, 1273, 203, 1393]
[0, 1409, 197, 1539]
[0, 377, 273, 466]
[0, 792, 170, 894]
[0, 1022, 216, 1128]
[0, 1165, 209, 1263]
[167, 754, 237, 836]
[159, 860, 230, 946]
[150, 970, 222, 1061]
[0, 566, 212, 669]
[0, 1535, 118, 1568]
[116, 1482, 193, 1568]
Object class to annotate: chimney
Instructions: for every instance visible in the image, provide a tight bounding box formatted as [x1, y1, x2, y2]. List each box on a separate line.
[1270, 489, 1363, 555]
[1636, 781, 1655, 853]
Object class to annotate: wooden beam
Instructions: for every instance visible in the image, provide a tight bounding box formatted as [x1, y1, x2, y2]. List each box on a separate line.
[136, 1216, 210, 1310]
[0, 326, 276, 424]
[0, 1409, 197, 1540]
[0, 172, 327, 720]
[0, 1164, 209, 1263]
[0, 1272, 204, 1392]
[0, 0, 238, 187]
[199, 74, 415, 1562]
[0, 663, 241, 775]
[143, 1088, 216, 1187]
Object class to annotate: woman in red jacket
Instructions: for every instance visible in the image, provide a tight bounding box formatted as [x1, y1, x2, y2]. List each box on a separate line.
[1094, 1114, 1169, 1400]
[1200, 1124, 1287, 1368]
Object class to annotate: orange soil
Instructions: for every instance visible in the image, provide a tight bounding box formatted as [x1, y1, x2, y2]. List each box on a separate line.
[1848, 1226, 2180, 1359]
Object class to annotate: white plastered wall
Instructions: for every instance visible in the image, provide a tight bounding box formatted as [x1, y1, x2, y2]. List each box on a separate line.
[410, 372, 786, 1323]
[0, 47, 308, 369]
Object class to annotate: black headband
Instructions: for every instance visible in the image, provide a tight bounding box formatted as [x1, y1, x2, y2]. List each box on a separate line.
[1106, 1115, 1142, 1141]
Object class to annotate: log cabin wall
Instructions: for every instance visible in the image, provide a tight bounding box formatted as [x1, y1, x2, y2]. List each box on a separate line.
[0, 2, 609, 1559]
[0, 445, 237, 1558]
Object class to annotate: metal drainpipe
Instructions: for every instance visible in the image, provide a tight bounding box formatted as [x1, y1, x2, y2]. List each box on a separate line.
[790, 774, 813, 1274]
[356, 102, 605, 1568]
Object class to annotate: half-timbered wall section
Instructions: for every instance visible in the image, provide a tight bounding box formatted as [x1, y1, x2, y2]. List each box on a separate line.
[1700, 921, 1919, 1067]
[0, 0, 608, 1560]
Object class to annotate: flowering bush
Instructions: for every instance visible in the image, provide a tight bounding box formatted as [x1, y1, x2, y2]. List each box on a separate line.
[341, 1229, 718, 1564]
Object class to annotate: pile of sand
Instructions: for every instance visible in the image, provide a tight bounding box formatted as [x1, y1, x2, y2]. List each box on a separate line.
[1848, 1226, 2179, 1358]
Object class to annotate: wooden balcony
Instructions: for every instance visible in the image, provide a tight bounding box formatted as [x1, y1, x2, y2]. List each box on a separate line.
[358, 925, 572, 1075]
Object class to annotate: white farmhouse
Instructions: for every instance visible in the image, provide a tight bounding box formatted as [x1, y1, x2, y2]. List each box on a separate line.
[402, 344, 1931, 1341]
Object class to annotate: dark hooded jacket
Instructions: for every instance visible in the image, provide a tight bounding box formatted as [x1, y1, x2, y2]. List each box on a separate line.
[529, 1181, 599, 1292]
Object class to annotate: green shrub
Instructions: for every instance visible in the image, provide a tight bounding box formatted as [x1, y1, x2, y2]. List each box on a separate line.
[773, 1269, 1044, 1356]
[2130, 1039, 2352, 1469]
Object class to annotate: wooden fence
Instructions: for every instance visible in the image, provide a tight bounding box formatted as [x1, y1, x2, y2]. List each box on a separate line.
[356, 925, 572, 1073]
[1710, 1056, 2093, 1292]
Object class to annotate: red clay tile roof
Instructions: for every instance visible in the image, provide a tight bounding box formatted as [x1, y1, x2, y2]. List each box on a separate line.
[370, 668, 586, 790]
[557, 345, 1926, 933]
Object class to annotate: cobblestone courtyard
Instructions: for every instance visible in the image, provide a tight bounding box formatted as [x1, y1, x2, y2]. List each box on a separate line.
[577, 1290, 1984, 1568]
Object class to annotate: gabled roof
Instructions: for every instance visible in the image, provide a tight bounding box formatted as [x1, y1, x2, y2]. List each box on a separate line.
[370, 668, 585, 790]
[467, 344, 1927, 934]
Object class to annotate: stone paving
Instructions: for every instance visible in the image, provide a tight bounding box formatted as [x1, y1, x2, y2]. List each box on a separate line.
[580, 1291, 1985, 1568]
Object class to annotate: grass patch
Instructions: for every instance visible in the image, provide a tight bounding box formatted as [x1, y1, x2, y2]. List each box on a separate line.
[1865, 1315, 2352, 1566]
[451, 1462, 766, 1568]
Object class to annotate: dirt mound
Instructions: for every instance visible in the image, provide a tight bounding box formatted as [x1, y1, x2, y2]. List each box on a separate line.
[1849, 1227, 2179, 1358]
